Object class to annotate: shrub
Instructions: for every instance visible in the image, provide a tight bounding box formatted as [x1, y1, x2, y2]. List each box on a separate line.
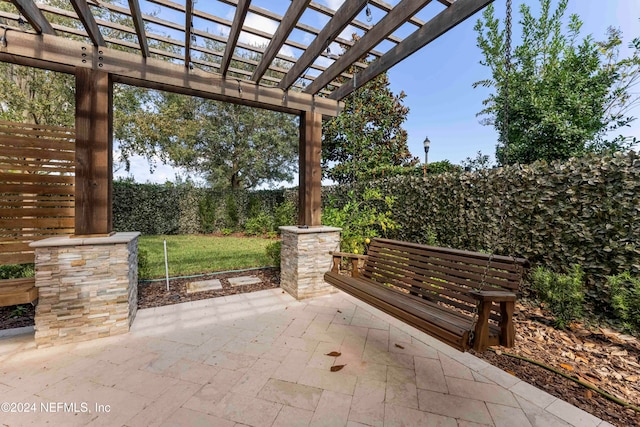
[245, 212, 274, 236]
[606, 272, 640, 334]
[137, 248, 151, 280]
[322, 188, 398, 254]
[274, 200, 296, 230]
[531, 265, 585, 328]
[265, 241, 282, 267]
[0, 264, 34, 280]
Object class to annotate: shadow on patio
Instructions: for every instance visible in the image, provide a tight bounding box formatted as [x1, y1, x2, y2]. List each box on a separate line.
[0, 289, 607, 426]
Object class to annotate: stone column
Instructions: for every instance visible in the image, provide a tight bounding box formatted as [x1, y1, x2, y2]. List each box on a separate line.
[29, 232, 140, 348]
[279, 226, 341, 300]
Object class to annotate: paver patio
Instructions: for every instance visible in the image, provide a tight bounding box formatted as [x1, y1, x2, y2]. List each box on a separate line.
[0, 289, 611, 427]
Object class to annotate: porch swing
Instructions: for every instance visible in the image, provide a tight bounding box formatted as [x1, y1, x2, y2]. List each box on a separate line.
[324, 0, 529, 353]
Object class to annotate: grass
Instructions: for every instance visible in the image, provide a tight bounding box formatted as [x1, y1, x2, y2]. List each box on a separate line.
[138, 234, 274, 279]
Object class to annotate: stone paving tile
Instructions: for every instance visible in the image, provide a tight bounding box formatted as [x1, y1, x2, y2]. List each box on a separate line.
[204, 350, 259, 372]
[159, 407, 235, 427]
[307, 341, 342, 370]
[297, 366, 358, 396]
[272, 405, 315, 427]
[361, 340, 414, 369]
[211, 392, 282, 427]
[509, 380, 557, 409]
[385, 366, 419, 409]
[228, 276, 262, 287]
[232, 359, 280, 396]
[348, 377, 386, 427]
[545, 398, 602, 427]
[257, 378, 322, 411]
[417, 389, 493, 425]
[309, 390, 352, 427]
[182, 383, 231, 415]
[446, 377, 519, 407]
[478, 364, 522, 389]
[126, 379, 201, 427]
[187, 278, 222, 293]
[271, 349, 313, 383]
[514, 395, 572, 427]
[487, 402, 533, 427]
[415, 355, 448, 393]
[161, 358, 221, 385]
[438, 353, 475, 381]
[384, 403, 458, 427]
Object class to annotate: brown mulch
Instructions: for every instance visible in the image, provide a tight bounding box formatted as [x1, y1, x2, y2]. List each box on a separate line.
[1, 273, 639, 426]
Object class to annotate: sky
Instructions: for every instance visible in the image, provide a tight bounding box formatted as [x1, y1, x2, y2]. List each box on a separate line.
[115, 0, 640, 184]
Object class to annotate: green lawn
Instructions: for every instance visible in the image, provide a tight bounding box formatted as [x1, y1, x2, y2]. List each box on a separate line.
[138, 235, 274, 279]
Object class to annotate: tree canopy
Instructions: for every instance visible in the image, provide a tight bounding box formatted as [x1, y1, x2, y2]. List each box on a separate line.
[475, 0, 639, 165]
[322, 68, 417, 184]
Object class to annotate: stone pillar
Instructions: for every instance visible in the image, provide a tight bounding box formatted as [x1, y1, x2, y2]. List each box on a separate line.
[279, 226, 341, 300]
[29, 232, 140, 348]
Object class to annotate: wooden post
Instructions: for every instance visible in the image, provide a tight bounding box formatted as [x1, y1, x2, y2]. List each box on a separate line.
[75, 68, 113, 236]
[298, 111, 322, 226]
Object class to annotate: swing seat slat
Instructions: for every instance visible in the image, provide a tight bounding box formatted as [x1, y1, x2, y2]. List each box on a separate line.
[325, 238, 528, 352]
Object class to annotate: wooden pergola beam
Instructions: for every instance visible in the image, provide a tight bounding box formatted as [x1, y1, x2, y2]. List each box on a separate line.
[0, 31, 343, 117]
[127, 0, 149, 57]
[220, 0, 251, 77]
[305, 0, 432, 95]
[279, 0, 367, 91]
[10, 0, 55, 35]
[299, 111, 322, 226]
[184, 0, 193, 68]
[251, 0, 311, 83]
[70, 0, 105, 46]
[330, 0, 493, 100]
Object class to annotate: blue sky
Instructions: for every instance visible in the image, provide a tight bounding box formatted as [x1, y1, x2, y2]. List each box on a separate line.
[115, 0, 640, 183]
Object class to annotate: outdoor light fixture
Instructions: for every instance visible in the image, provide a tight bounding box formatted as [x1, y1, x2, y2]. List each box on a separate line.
[365, 3, 372, 22]
[236, 79, 242, 94]
[17, 16, 25, 26]
[423, 136, 430, 164]
[0, 28, 8, 48]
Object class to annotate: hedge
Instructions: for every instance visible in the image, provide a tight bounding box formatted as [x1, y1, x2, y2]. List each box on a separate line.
[327, 151, 640, 284]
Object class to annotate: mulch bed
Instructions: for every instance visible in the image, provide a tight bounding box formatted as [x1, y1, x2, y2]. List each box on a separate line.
[1, 270, 638, 426]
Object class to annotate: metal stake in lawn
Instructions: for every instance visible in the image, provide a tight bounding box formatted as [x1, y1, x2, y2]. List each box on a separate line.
[164, 239, 170, 292]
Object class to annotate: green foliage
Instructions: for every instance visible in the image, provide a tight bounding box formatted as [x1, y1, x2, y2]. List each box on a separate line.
[461, 151, 493, 172]
[137, 249, 152, 280]
[0, 264, 35, 280]
[221, 228, 233, 236]
[322, 54, 418, 183]
[531, 265, 585, 329]
[115, 90, 299, 190]
[322, 188, 398, 253]
[475, 0, 639, 165]
[273, 201, 296, 230]
[606, 272, 640, 333]
[265, 241, 282, 267]
[225, 192, 241, 230]
[244, 212, 274, 236]
[9, 305, 29, 319]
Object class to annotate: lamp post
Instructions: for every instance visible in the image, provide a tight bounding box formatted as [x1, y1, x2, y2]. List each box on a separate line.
[423, 136, 430, 164]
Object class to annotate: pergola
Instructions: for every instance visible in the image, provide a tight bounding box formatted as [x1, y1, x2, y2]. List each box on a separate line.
[0, 0, 492, 235]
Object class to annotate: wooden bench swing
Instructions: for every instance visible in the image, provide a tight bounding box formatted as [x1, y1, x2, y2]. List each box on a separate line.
[325, 238, 529, 352]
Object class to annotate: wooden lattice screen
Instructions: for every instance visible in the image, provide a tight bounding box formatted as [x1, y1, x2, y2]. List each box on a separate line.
[0, 120, 75, 268]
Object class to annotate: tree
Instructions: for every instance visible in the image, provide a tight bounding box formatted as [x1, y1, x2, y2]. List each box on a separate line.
[322, 65, 417, 183]
[475, 0, 640, 165]
[115, 91, 299, 190]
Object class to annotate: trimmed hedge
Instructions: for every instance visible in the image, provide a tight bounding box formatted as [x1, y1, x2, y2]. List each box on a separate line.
[326, 151, 640, 284]
[113, 181, 294, 235]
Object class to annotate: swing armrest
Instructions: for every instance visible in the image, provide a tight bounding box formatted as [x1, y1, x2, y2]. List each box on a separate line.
[329, 252, 368, 277]
[468, 290, 516, 302]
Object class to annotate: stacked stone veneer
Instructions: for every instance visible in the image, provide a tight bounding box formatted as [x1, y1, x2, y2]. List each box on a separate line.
[279, 226, 341, 300]
[30, 232, 140, 348]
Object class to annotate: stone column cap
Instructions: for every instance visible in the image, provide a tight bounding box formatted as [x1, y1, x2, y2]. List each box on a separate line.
[279, 226, 341, 234]
[30, 232, 141, 248]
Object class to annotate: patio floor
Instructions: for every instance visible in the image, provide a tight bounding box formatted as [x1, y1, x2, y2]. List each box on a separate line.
[0, 288, 611, 427]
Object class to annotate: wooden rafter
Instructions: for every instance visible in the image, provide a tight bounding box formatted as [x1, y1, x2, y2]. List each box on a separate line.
[70, 0, 105, 46]
[305, 0, 432, 95]
[10, 0, 55, 35]
[330, 0, 493, 100]
[184, 0, 193, 68]
[127, 0, 149, 57]
[220, 0, 250, 77]
[251, 0, 311, 83]
[0, 31, 342, 117]
[279, 0, 368, 91]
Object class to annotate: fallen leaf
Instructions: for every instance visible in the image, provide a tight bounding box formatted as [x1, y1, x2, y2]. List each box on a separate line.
[560, 363, 574, 371]
[584, 390, 593, 399]
[330, 365, 346, 372]
[506, 369, 516, 376]
[624, 375, 639, 382]
[326, 351, 342, 357]
[495, 349, 502, 355]
[337, 310, 342, 313]
[394, 344, 405, 349]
